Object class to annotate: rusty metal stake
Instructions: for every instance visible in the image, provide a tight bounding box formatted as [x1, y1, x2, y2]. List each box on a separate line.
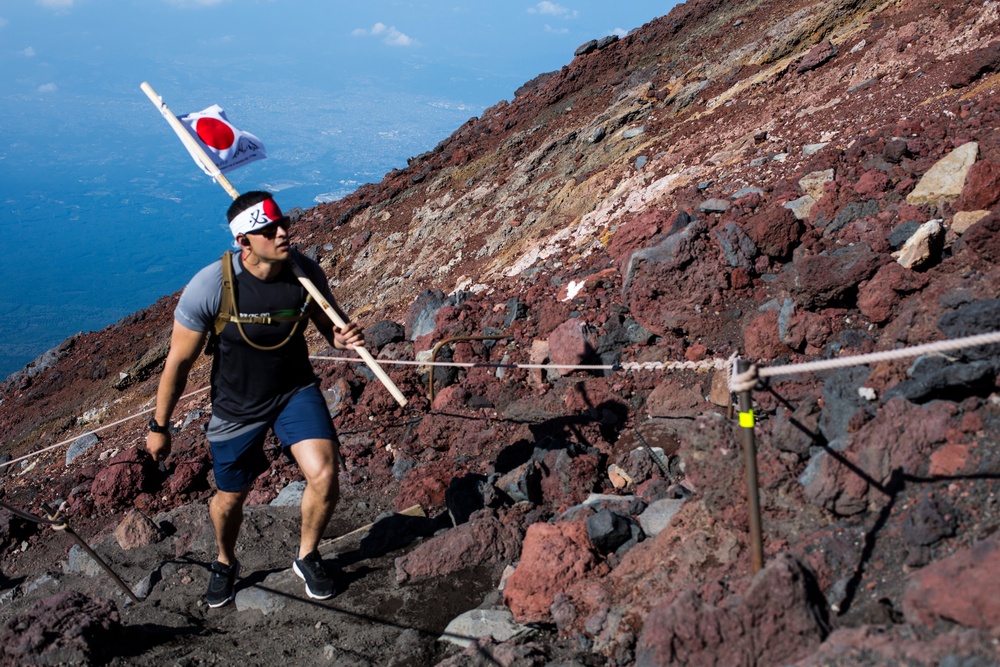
[428, 335, 512, 402]
[41, 503, 142, 604]
[735, 359, 764, 574]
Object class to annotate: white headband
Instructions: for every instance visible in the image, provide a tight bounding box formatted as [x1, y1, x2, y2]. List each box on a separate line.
[229, 198, 284, 237]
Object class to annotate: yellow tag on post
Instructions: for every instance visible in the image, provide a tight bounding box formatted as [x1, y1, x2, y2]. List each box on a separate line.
[739, 410, 755, 428]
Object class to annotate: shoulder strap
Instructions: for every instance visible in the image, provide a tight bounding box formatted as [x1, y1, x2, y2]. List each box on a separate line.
[214, 251, 236, 337]
[212, 251, 313, 351]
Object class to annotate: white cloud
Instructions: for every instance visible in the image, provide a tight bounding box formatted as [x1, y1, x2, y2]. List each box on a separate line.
[21, 47, 37, 57]
[544, 24, 569, 34]
[0, 18, 8, 29]
[528, 2, 578, 19]
[612, 27, 628, 38]
[37, 0, 74, 8]
[352, 22, 415, 47]
[38, 83, 58, 93]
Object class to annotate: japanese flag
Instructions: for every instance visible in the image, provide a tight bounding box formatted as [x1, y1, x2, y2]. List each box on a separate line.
[177, 105, 266, 175]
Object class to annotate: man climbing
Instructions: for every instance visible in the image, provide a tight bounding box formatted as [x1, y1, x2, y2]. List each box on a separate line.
[146, 190, 363, 608]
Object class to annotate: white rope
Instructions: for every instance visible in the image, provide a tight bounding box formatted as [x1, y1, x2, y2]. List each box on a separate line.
[759, 330, 1000, 378]
[309, 355, 730, 373]
[0, 386, 210, 473]
[4, 331, 997, 473]
[727, 330, 1000, 393]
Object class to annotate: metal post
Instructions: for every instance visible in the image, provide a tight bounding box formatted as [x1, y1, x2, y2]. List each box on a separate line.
[736, 359, 764, 574]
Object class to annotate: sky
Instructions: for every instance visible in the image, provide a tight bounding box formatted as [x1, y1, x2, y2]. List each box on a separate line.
[0, 0, 676, 378]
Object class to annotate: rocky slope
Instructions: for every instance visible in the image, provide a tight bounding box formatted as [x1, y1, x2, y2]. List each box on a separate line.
[3, 0, 1000, 664]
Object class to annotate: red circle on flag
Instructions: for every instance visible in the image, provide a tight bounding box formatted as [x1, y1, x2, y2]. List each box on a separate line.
[195, 117, 235, 150]
[263, 198, 282, 221]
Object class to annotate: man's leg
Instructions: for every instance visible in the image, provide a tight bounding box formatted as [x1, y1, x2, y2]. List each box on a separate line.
[205, 486, 251, 608]
[288, 438, 339, 556]
[210, 487, 251, 565]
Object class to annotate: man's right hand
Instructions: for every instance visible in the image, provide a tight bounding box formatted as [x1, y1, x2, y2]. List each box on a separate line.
[146, 431, 171, 463]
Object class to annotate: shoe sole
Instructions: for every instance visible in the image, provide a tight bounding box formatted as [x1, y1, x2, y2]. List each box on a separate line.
[206, 594, 235, 609]
[293, 561, 334, 600]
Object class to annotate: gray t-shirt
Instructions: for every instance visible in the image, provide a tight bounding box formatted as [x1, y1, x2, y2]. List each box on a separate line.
[175, 249, 336, 423]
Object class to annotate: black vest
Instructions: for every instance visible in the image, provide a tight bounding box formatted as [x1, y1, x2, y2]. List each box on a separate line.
[210, 253, 316, 423]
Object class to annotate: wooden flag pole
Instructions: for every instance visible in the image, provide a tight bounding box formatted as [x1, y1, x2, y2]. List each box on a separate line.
[140, 82, 240, 200]
[140, 81, 408, 407]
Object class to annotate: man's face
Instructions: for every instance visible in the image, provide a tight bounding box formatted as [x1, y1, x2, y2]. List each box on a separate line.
[242, 217, 291, 261]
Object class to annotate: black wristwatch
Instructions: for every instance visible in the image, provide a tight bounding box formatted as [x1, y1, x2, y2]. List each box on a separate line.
[148, 417, 170, 434]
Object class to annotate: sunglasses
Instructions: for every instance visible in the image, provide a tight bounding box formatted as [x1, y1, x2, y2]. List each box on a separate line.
[247, 217, 291, 240]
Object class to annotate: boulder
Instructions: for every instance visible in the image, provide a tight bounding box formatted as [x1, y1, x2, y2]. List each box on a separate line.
[782, 243, 882, 309]
[635, 553, 829, 667]
[903, 534, 1000, 629]
[906, 142, 978, 206]
[114, 510, 164, 550]
[91, 447, 157, 508]
[395, 512, 522, 584]
[857, 262, 929, 324]
[797, 40, 837, 73]
[503, 520, 608, 623]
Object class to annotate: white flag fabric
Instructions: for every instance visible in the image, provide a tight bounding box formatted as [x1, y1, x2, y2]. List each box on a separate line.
[176, 105, 266, 175]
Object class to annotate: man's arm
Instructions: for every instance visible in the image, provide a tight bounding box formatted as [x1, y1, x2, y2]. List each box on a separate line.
[298, 254, 364, 351]
[146, 321, 207, 462]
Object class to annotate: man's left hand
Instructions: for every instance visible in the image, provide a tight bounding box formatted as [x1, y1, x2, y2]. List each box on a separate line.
[334, 322, 365, 350]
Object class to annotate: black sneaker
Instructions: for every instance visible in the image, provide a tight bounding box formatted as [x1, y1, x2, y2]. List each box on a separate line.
[293, 550, 335, 600]
[205, 560, 240, 608]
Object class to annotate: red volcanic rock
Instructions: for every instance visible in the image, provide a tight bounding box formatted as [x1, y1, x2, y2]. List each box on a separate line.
[90, 447, 157, 508]
[394, 460, 464, 512]
[644, 376, 706, 418]
[394, 512, 522, 583]
[801, 398, 951, 515]
[956, 160, 1000, 211]
[854, 169, 891, 198]
[533, 299, 573, 337]
[636, 553, 828, 667]
[857, 262, 930, 324]
[431, 384, 470, 411]
[0, 591, 120, 665]
[167, 452, 211, 497]
[606, 208, 673, 266]
[625, 220, 733, 342]
[548, 318, 599, 368]
[959, 211, 1000, 264]
[797, 40, 837, 73]
[782, 244, 883, 309]
[504, 520, 607, 623]
[538, 447, 601, 512]
[743, 206, 803, 259]
[782, 309, 837, 354]
[903, 534, 1000, 629]
[744, 310, 791, 361]
[947, 40, 1000, 89]
[929, 443, 971, 477]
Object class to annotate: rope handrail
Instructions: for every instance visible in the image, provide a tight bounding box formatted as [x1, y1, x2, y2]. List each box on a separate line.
[729, 330, 1000, 393]
[1, 329, 997, 473]
[0, 386, 210, 473]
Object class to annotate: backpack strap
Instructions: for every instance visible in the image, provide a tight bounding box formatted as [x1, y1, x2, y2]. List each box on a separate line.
[212, 250, 313, 352]
[214, 250, 237, 337]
